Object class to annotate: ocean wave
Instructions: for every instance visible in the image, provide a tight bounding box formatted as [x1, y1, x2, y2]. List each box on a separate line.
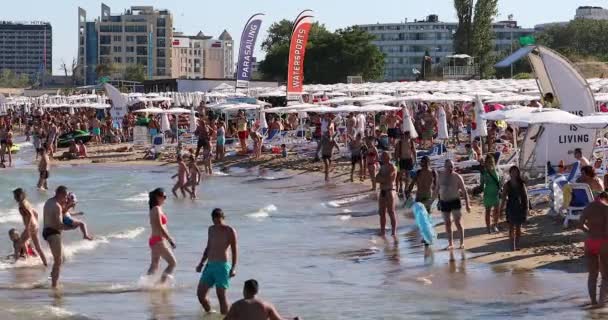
[246, 204, 278, 219]
[0, 227, 145, 269]
[107, 227, 145, 239]
[0, 202, 44, 225]
[121, 192, 148, 202]
[5, 305, 93, 320]
[324, 194, 371, 208]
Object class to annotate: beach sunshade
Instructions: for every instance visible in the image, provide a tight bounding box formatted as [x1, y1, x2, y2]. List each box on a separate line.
[401, 106, 418, 139]
[436, 106, 449, 140]
[572, 113, 608, 129]
[473, 95, 488, 138]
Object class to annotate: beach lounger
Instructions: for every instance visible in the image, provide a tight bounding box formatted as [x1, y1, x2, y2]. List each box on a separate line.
[562, 183, 593, 228]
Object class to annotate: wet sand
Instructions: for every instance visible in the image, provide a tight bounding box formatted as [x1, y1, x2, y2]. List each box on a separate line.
[51, 142, 587, 274]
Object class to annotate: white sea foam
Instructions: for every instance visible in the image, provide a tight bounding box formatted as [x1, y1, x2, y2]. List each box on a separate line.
[339, 215, 352, 221]
[247, 204, 278, 219]
[121, 192, 149, 202]
[0, 227, 145, 269]
[0, 202, 44, 224]
[107, 227, 145, 239]
[325, 194, 370, 208]
[212, 171, 230, 176]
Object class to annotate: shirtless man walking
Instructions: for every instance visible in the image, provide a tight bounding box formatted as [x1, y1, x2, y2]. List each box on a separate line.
[395, 131, 416, 196]
[406, 156, 437, 212]
[376, 152, 398, 236]
[43, 186, 69, 289]
[435, 159, 470, 249]
[319, 133, 340, 182]
[196, 208, 238, 315]
[579, 192, 608, 307]
[225, 279, 300, 320]
[37, 144, 50, 190]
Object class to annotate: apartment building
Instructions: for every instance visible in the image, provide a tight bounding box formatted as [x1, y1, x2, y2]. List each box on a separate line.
[171, 30, 234, 79]
[357, 15, 534, 81]
[0, 21, 52, 77]
[78, 4, 172, 84]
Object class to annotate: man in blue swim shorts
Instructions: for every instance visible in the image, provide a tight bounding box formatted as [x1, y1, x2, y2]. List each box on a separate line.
[196, 208, 238, 315]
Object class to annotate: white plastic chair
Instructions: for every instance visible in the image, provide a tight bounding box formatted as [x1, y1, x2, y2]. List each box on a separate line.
[562, 183, 593, 228]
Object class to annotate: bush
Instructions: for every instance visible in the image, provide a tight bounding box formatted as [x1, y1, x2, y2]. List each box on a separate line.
[513, 72, 532, 80]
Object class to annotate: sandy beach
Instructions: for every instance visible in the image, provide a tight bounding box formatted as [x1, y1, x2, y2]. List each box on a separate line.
[50, 141, 587, 274]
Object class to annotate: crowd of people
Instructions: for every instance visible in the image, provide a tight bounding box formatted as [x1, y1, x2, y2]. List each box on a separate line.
[6, 94, 608, 312]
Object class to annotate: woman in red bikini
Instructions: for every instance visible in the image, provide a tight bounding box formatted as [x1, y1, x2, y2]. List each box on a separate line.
[147, 188, 176, 283]
[580, 192, 608, 307]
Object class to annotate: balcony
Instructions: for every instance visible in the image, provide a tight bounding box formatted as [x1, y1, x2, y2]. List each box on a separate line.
[443, 65, 480, 79]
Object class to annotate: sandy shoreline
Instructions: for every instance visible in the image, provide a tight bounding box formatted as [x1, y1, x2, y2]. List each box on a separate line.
[49, 141, 587, 274]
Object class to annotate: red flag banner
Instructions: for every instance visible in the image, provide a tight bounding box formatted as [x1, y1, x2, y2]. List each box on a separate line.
[287, 16, 313, 100]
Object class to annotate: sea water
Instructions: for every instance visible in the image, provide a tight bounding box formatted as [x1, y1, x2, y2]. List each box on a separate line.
[0, 142, 597, 319]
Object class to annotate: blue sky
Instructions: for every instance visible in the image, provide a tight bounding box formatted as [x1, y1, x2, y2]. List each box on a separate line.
[2, 0, 605, 74]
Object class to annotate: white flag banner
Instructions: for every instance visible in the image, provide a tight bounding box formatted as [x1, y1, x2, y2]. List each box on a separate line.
[104, 83, 128, 120]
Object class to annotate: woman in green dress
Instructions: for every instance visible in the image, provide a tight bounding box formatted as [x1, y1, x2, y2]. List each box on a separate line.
[480, 154, 501, 234]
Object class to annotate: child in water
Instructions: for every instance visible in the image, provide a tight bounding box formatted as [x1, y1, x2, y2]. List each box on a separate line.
[63, 193, 94, 240]
[281, 144, 288, 158]
[7, 229, 36, 261]
[185, 155, 202, 199]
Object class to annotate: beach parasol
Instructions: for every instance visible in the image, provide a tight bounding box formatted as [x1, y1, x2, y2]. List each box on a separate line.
[400, 105, 418, 139]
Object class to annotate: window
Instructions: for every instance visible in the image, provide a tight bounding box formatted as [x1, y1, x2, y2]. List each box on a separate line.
[136, 36, 147, 45]
[126, 46, 135, 53]
[157, 17, 166, 27]
[126, 36, 135, 42]
[113, 35, 122, 42]
[113, 46, 122, 52]
[99, 25, 122, 33]
[126, 57, 135, 63]
[125, 25, 147, 33]
[114, 57, 122, 63]
[99, 35, 111, 45]
[136, 57, 147, 66]
[157, 28, 166, 37]
[136, 46, 147, 55]
[157, 49, 166, 57]
[157, 59, 166, 68]
[157, 38, 166, 47]
[100, 46, 111, 55]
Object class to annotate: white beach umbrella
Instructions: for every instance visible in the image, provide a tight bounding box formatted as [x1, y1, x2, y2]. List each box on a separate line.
[189, 107, 197, 133]
[401, 105, 418, 139]
[161, 113, 171, 133]
[571, 113, 608, 129]
[436, 106, 449, 140]
[473, 95, 488, 138]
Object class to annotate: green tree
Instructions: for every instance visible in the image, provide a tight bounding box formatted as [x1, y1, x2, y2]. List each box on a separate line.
[453, 0, 474, 55]
[537, 19, 608, 62]
[471, 0, 498, 78]
[95, 63, 115, 78]
[124, 64, 146, 82]
[261, 19, 295, 52]
[259, 22, 384, 83]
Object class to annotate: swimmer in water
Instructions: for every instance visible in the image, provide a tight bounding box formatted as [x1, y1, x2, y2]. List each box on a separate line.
[13, 188, 48, 266]
[147, 188, 177, 284]
[172, 156, 191, 198]
[62, 192, 93, 241]
[185, 155, 202, 199]
[225, 279, 300, 320]
[7, 229, 36, 261]
[376, 152, 398, 237]
[196, 208, 238, 315]
[43, 186, 69, 289]
[37, 144, 50, 190]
